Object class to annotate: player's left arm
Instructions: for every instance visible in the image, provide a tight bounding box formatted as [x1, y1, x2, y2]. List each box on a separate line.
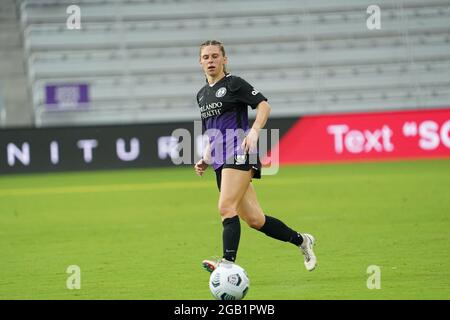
[242, 101, 271, 153]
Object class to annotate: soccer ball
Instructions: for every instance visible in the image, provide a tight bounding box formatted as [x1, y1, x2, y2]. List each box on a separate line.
[209, 263, 250, 300]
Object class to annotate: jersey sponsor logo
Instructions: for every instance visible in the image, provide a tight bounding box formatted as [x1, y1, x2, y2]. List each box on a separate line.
[200, 102, 222, 119]
[251, 89, 259, 96]
[215, 87, 227, 98]
[199, 102, 222, 112]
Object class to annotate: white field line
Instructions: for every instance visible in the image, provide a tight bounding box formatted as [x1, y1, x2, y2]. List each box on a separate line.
[0, 173, 428, 197]
[0, 179, 307, 197]
[0, 181, 209, 197]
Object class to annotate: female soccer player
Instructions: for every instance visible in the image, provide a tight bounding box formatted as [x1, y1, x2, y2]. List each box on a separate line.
[194, 40, 317, 272]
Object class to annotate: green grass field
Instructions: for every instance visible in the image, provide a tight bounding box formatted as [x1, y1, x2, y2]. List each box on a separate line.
[1, 159, 449, 300]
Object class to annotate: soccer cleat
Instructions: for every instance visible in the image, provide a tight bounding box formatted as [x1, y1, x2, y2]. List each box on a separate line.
[202, 258, 233, 273]
[300, 233, 317, 271]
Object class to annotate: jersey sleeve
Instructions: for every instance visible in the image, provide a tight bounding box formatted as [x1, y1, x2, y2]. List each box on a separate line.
[196, 88, 203, 106]
[231, 77, 267, 109]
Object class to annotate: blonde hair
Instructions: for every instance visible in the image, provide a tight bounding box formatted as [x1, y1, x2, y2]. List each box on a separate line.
[199, 40, 228, 75]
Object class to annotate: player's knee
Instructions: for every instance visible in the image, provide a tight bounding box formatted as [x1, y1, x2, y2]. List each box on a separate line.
[245, 215, 265, 229]
[218, 203, 237, 219]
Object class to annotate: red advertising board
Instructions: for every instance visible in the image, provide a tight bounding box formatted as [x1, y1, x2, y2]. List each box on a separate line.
[270, 108, 450, 164]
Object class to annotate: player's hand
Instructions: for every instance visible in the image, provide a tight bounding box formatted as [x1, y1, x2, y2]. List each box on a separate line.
[194, 158, 209, 176]
[241, 128, 259, 154]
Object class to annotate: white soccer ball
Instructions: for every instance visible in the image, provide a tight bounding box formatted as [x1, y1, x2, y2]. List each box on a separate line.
[209, 263, 250, 300]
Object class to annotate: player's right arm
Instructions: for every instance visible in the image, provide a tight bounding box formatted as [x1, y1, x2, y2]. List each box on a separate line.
[194, 136, 211, 177]
[195, 89, 211, 176]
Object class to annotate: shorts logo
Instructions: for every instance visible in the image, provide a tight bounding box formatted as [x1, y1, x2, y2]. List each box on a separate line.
[235, 154, 247, 165]
[215, 87, 227, 98]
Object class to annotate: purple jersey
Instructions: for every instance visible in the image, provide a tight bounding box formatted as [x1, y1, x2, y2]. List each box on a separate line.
[196, 74, 267, 170]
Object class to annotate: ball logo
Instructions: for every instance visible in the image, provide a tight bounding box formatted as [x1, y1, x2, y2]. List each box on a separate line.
[215, 87, 227, 98]
[227, 274, 242, 286]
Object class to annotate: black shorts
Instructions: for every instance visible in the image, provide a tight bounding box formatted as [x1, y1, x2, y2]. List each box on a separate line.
[215, 154, 262, 191]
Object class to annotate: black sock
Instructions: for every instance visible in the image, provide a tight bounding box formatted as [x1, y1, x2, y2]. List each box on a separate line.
[258, 215, 303, 246]
[222, 215, 241, 262]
